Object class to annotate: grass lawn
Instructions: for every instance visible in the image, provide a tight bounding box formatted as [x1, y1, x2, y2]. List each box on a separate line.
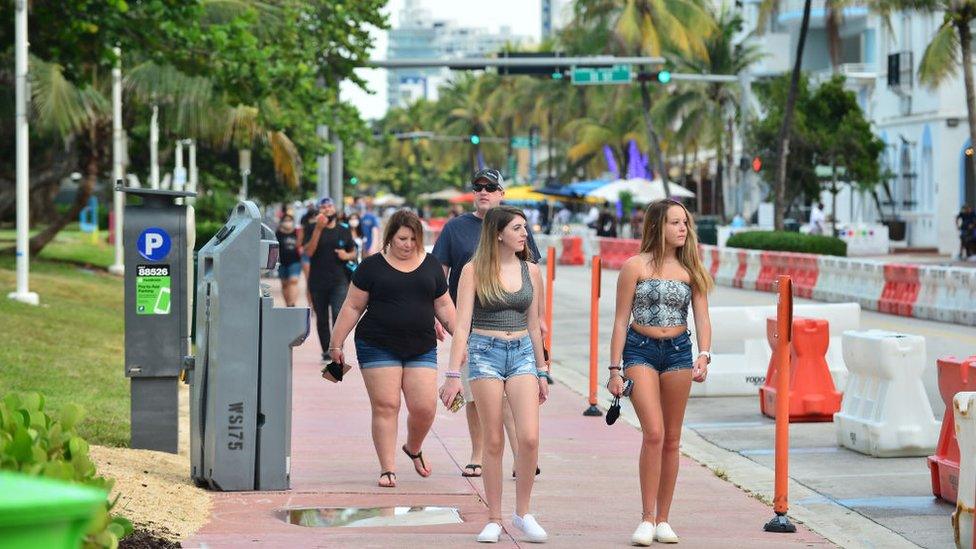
[0, 255, 129, 447]
[0, 226, 116, 269]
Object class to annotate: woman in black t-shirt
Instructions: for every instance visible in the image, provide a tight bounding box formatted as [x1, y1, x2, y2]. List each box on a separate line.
[275, 214, 302, 307]
[328, 210, 456, 488]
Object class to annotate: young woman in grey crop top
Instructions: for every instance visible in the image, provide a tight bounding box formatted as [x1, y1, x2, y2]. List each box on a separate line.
[607, 199, 714, 546]
[439, 206, 550, 543]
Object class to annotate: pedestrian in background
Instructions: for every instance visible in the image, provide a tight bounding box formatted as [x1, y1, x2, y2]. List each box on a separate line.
[275, 214, 301, 307]
[607, 199, 714, 546]
[440, 205, 550, 544]
[329, 210, 456, 488]
[303, 197, 357, 363]
[432, 169, 545, 483]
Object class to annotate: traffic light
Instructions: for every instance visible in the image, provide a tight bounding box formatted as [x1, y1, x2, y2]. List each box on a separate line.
[498, 51, 569, 79]
[349, 176, 359, 186]
[636, 71, 674, 84]
[752, 156, 763, 173]
[470, 134, 481, 145]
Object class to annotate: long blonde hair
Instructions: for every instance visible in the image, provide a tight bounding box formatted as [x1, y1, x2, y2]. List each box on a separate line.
[640, 200, 713, 293]
[471, 206, 530, 305]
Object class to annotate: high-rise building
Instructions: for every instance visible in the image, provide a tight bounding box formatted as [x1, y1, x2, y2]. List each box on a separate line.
[386, 0, 530, 110]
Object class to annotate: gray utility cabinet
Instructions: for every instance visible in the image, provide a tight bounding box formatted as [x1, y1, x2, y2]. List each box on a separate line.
[120, 185, 195, 454]
[188, 201, 309, 491]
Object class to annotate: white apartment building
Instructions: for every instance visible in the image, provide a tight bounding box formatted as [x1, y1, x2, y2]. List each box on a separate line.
[740, 0, 972, 253]
[386, 0, 531, 110]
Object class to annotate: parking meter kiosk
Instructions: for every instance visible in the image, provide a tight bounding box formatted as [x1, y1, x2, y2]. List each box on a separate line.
[120, 185, 195, 453]
[188, 201, 310, 491]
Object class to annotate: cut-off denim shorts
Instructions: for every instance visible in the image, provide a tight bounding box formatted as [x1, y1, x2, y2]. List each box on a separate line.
[466, 333, 537, 382]
[622, 326, 694, 374]
[354, 339, 438, 369]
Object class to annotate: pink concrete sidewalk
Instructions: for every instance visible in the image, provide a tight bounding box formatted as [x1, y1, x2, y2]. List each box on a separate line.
[184, 321, 830, 548]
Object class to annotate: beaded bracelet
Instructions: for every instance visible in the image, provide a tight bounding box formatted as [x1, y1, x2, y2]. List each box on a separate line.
[444, 371, 462, 379]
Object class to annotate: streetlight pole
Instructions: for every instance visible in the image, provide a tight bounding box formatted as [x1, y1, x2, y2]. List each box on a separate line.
[150, 104, 160, 189]
[109, 46, 125, 276]
[239, 149, 251, 200]
[8, 0, 38, 305]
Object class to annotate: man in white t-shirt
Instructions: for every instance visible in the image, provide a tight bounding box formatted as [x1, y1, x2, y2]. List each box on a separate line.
[809, 202, 826, 235]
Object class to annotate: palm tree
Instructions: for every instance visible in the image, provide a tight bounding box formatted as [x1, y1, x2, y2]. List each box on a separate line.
[654, 6, 764, 217]
[902, 0, 976, 191]
[437, 74, 497, 176]
[567, 88, 648, 177]
[611, 0, 716, 199]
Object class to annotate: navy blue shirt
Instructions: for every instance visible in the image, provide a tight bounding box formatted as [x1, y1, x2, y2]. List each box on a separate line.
[432, 212, 541, 303]
[361, 212, 380, 252]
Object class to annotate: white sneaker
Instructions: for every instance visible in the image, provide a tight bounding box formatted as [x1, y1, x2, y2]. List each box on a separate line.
[476, 522, 502, 543]
[631, 521, 655, 546]
[512, 513, 548, 543]
[654, 522, 679, 543]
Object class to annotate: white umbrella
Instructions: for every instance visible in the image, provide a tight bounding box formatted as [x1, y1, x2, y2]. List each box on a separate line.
[587, 178, 695, 204]
[417, 188, 463, 201]
[373, 194, 406, 206]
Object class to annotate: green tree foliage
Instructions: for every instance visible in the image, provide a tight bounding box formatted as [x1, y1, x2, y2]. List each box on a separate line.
[749, 73, 884, 220]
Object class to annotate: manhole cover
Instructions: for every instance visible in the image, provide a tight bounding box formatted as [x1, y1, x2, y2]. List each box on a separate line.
[284, 506, 463, 528]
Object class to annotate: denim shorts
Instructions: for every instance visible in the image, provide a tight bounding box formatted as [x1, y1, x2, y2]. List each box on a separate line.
[622, 327, 694, 374]
[467, 333, 537, 382]
[278, 262, 302, 280]
[354, 339, 438, 369]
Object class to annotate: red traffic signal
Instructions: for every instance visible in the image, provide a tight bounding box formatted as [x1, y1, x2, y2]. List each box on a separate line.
[752, 156, 762, 173]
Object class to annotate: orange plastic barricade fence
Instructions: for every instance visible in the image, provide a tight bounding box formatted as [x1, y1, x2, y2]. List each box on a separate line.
[928, 356, 976, 502]
[583, 256, 603, 417]
[544, 247, 555, 384]
[559, 236, 585, 265]
[598, 238, 640, 270]
[763, 275, 797, 534]
[760, 317, 843, 422]
[878, 264, 921, 317]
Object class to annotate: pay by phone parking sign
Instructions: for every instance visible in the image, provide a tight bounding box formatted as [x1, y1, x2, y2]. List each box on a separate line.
[137, 228, 172, 261]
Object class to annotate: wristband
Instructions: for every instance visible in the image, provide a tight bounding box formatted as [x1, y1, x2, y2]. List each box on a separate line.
[444, 371, 461, 379]
[608, 365, 622, 371]
[328, 347, 342, 351]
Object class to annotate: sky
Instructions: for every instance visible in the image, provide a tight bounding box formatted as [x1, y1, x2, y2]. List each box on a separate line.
[340, 0, 545, 120]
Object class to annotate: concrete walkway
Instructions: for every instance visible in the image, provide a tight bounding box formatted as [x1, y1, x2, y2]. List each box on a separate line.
[184, 313, 830, 547]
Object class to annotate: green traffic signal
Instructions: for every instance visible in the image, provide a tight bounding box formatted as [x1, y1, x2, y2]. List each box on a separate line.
[470, 135, 480, 145]
[551, 71, 563, 80]
[349, 176, 359, 185]
[657, 70, 672, 84]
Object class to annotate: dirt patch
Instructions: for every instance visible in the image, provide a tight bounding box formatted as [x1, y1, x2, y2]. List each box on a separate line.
[90, 444, 211, 543]
[90, 384, 209, 542]
[118, 528, 181, 548]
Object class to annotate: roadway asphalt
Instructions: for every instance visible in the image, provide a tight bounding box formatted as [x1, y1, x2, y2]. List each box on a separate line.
[546, 262, 976, 548]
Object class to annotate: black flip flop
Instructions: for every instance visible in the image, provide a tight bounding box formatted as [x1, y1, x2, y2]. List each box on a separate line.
[378, 471, 396, 488]
[402, 445, 431, 477]
[461, 464, 482, 477]
[512, 467, 541, 478]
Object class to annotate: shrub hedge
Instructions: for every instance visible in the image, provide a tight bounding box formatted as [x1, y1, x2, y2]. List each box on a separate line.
[725, 230, 847, 256]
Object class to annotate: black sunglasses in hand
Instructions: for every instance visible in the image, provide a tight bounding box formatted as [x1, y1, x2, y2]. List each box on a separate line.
[472, 183, 501, 193]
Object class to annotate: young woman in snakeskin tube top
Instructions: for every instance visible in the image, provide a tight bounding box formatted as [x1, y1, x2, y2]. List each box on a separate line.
[606, 199, 714, 546]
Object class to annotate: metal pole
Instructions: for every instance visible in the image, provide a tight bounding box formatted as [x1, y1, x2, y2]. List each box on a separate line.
[109, 46, 125, 276]
[317, 125, 329, 199]
[583, 256, 602, 416]
[174, 140, 185, 192]
[9, 0, 38, 306]
[330, 133, 343, 209]
[150, 104, 160, 189]
[187, 139, 197, 204]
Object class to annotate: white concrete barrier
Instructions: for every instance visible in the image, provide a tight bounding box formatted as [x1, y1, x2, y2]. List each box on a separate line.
[834, 331, 940, 457]
[951, 391, 975, 549]
[851, 261, 884, 312]
[812, 255, 842, 302]
[913, 266, 944, 321]
[954, 269, 976, 326]
[714, 248, 739, 287]
[689, 303, 859, 397]
[739, 249, 762, 290]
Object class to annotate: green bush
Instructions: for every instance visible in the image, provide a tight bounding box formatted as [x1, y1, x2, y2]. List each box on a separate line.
[726, 230, 846, 256]
[0, 392, 133, 547]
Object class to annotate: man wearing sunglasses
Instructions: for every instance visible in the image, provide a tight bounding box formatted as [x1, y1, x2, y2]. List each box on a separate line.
[432, 168, 546, 479]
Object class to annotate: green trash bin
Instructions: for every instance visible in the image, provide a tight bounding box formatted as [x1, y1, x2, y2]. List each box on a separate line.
[0, 471, 106, 549]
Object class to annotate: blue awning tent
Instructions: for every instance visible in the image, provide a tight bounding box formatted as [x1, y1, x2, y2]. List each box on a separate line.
[538, 179, 611, 198]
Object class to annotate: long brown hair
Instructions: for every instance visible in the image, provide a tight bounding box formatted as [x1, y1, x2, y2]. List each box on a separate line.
[471, 206, 530, 305]
[381, 209, 425, 254]
[640, 200, 713, 293]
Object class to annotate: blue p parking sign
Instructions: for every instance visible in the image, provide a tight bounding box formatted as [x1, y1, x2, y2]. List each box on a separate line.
[137, 227, 172, 261]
